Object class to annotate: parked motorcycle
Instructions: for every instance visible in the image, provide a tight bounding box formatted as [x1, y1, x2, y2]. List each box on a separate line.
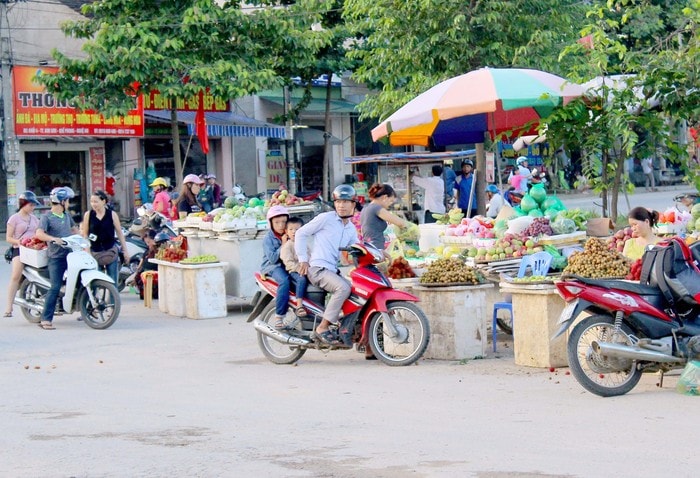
[14, 235, 121, 329]
[553, 273, 700, 397]
[247, 243, 430, 366]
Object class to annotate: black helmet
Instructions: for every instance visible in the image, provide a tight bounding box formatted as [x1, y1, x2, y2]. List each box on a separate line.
[154, 232, 171, 244]
[462, 159, 474, 168]
[332, 184, 357, 202]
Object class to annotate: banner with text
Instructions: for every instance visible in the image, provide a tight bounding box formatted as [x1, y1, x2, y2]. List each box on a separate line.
[90, 147, 106, 193]
[265, 150, 287, 191]
[12, 65, 144, 138]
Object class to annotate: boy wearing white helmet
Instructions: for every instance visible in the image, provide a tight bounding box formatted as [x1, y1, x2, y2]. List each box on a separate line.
[34, 187, 79, 329]
[261, 205, 293, 330]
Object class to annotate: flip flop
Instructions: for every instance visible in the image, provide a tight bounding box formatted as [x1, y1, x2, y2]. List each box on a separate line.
[313, 330, 340, 346]
[38, 322, 56, 330]
[294, 306, 308, 318]
[3, 312, 12, 318]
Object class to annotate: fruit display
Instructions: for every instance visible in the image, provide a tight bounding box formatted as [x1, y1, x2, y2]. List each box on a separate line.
[432, 207, 464, 225]
[387, 257, 416, 279]
[626, 258, 643, 281]
[20, 236, 47, 250]
[419, 258, 485, 285]
[557, 209, 595, 231]
[511, 275, 550, 283]
[155, 245, 187, 263]
[521, 217, 554, 237]
[606, 227, 633, 253]
[265, 186, 305, 207]
[180, 254, 218, 264]
[687, 203, 700, 233]
[563, 237, 631, 278]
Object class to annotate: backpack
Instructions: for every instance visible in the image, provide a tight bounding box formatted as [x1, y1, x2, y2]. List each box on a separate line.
[639, 237, 700, 307]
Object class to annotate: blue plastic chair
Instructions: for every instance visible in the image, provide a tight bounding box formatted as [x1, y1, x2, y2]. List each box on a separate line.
[492, 251, 553, 352]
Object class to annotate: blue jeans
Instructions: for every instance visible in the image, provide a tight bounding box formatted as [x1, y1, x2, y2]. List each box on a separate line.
[290, 271, 308, 302]
[101, 258, 119, 285]
[269, 266, 290, 317]
[42, 256, 68, 323]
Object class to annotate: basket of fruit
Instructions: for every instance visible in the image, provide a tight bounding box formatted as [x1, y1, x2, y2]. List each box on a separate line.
[19, 236, 49, 268]
[418, 258, 485, 286]
[155, 245, 188, 263]
[563, 237, 631, 279]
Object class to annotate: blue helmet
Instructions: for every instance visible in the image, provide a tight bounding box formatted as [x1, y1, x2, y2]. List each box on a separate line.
[485, 185, 500, 194]
[49, 187, 75, 204]
[19, 191, 41, 205]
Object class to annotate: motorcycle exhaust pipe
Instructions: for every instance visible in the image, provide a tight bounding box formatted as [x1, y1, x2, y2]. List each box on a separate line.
[253, 318, 311, 346]
[592, 341, 684, 363]
[13, 297, 43, 314]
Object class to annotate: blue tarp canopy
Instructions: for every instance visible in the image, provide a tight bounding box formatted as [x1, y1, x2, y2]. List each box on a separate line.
[145, 111, 286, 139]
[344, 149, 476, 164]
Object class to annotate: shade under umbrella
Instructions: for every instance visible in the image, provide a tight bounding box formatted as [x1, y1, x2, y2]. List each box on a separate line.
[372, 68, 583, 147]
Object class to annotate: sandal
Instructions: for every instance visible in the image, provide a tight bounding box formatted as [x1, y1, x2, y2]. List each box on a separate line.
[274, 317, 290, 331]
[3, 312, 12, 318]
[38, 321, 56, 330]
[313, 330, 340, 346]
[294, 306, 308, 318]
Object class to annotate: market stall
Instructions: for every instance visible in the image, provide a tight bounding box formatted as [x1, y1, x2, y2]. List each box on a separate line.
[345, 150, 476, 224]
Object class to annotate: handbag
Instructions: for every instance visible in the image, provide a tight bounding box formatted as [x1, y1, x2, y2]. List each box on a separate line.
[5, 246, 14, 264]
[92, 246, 119, 267]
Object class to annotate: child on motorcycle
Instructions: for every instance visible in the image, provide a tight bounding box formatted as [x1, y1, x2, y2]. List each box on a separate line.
[279, 217, 309, 318]
[260, 205, 292, 330]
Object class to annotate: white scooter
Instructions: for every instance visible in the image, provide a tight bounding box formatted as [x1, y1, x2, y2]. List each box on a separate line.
[14, 235, 121, 329]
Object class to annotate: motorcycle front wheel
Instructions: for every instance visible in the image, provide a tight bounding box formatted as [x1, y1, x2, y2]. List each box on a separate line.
[79, 280, 121, 329]
[567, 314, 642, 397]
[256, 303, 306, 365]
[367, 301, 430, 366]
[18, 279, 44, 323]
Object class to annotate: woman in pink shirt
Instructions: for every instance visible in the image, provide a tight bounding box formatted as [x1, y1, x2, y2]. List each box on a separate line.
[150, 177, 172, 219]
[4, 191, 41, 317]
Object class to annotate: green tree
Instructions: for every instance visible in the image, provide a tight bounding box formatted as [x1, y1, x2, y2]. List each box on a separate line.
[38, 0, 329, 185]
[343, 0, 588, 121]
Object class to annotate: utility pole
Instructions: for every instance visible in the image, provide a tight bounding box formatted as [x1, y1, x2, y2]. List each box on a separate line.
[1, 0, 20, 221]
[283, 85, 297, 195]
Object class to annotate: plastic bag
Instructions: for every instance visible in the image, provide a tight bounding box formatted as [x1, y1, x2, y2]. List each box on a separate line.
[386, 239, 405, 260]
[676, 360, 700, 396]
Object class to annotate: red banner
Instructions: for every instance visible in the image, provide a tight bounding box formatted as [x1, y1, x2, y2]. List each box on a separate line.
[12, 66, 144, 138]
[90, 147, 106, 192]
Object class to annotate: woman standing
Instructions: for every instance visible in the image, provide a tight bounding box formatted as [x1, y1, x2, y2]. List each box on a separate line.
[4, 191, 41, 317]
[360, 183, 416, 253]
[81, 190, 129, 285]
[176, 174, 205, 217]
[622, 207, 660, 260]
[150, 177, 172, 219]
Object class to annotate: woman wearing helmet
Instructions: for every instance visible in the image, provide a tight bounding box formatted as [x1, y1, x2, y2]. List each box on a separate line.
[4, 191, 41, 317]
[34, 187, 80, 329]
[150, 177, 172, 220]
[294, 184, 359, 346]
[175, 174, 205, 217]
[484, 184, 505, 218]
[260, 205, 293, 329]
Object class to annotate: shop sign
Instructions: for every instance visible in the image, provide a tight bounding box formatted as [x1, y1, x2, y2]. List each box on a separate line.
[485, 151, 495, 183]
[90, 147, 106, 192]
[144, 91, 229, 112]
[265, 150, 287, 190]
[12, 66, 144, 138]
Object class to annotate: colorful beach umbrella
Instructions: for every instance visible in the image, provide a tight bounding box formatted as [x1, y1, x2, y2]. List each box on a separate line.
[371, 68, 584, 147]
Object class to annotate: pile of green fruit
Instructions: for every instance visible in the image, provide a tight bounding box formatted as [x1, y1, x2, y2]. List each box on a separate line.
[180, 254, 219, 264]
[419, 258, 484, 285]
[511, 275, 550, 283]
[432, 207, 464, 225]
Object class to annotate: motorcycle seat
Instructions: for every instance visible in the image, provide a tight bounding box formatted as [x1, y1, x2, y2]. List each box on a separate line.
[572, 275, 662, 296]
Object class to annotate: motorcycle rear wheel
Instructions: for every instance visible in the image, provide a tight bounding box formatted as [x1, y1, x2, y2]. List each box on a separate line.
[79, 280, 121, 329]
[567, 314, 642, 397]
[256, 303, 306, 365]
[368, 301, 430, 366]
[18, 279, 43, 323]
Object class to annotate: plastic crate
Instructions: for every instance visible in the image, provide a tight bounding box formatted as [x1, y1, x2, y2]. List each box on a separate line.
[20, 246, 48, 268]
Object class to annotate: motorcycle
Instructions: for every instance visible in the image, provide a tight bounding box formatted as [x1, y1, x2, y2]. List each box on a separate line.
[14, 235, 121, 329]
[553, 273, 700, 397]
[247, 243, 431, 366]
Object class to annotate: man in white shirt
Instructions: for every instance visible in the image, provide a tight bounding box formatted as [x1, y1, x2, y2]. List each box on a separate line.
[485, 185, 505, 218]
[641, 157, 656, 191]
[411, 165, 446, 223]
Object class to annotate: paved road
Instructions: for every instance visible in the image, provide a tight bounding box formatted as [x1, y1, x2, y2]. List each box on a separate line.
[558, 184, 692, 216]
[1, 253, 698, 477]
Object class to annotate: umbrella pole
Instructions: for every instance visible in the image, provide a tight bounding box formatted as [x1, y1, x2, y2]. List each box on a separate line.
[466, 168, 477, 218]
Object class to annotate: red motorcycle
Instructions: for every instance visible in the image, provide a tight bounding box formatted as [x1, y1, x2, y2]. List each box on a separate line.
[247, 243, 430, 366]
[553, 239, 700, 397]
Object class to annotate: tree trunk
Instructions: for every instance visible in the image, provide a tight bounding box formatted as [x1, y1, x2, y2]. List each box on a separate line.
[322, 72, 333, 201]
[610, 149, 626, 224]
[600, 150, 609, 218]
[171, 107, 183, 186]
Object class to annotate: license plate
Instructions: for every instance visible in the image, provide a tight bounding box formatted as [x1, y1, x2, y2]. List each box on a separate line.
[558, 300, 578, 325]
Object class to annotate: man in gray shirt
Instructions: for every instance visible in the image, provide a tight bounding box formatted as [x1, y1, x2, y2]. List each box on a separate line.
[34, 187, 79, 329]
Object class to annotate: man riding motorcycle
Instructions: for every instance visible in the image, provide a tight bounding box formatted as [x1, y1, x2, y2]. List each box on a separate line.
[295, 184, 359, 346]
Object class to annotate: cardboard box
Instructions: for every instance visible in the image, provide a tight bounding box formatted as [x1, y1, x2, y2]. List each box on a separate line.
[586, 218, 613, 237]
[19, 246, 48, 268]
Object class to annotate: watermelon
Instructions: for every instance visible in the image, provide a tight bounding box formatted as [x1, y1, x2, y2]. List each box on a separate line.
[224, 196, 237, 209]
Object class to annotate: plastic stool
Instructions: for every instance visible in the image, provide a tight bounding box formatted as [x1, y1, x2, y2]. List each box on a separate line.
[142, 271, 157, 308]
[492, 301, 513, 352]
